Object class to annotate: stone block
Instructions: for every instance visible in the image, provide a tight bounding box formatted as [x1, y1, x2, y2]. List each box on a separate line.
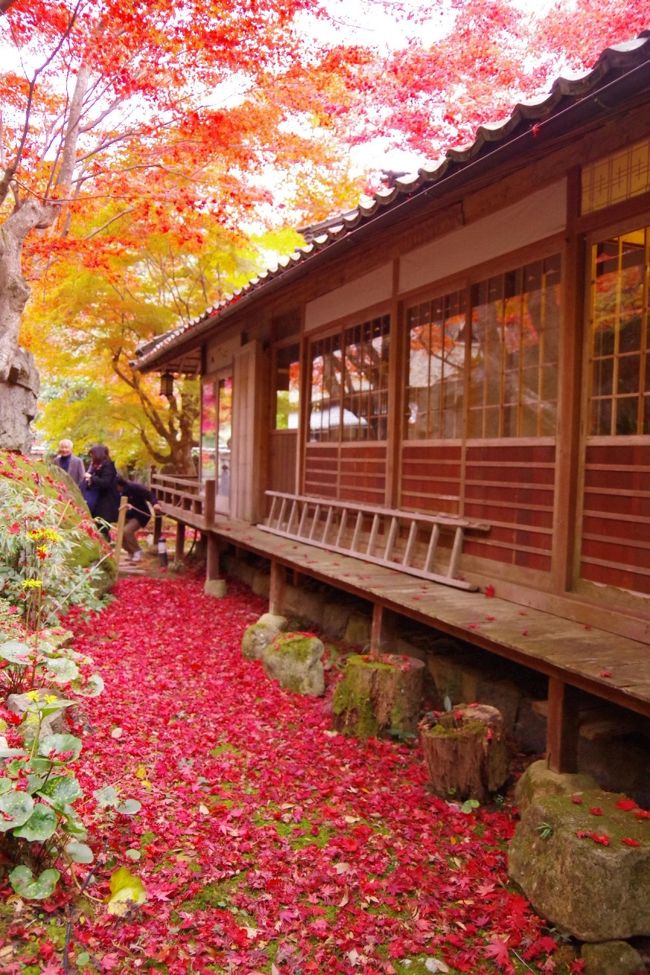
[251, 569, 270, 598]
[204, 579, 227, 598]
[241, 613, 287, 661]
[581, 941, 646, 975]
[322, 601, 353, 640]
[284, 584, 324, 628]
[262, 633, 325, 696]
[509, 764, 650, 941]
[343, 611, 371, 647]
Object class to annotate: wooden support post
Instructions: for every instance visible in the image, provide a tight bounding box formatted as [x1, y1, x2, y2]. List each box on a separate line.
[370, 603, 385, 655]
[206, 533, 220, 581]
[152, 512, 162, 547]
[204, 478, 216, 528]
[269, 559, 286, 616]
[546, 677, 580, 773]
[175, 522, 186, 563]
[113, 496, 128, 562]
[204, 532, 227, 597]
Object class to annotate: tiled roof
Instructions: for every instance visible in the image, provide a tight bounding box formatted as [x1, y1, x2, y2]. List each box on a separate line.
[135, 30, 650, 372]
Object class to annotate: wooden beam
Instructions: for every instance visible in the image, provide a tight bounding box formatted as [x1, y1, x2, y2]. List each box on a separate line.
[546, 677, 580, 773]
[269, 559, 286, 615]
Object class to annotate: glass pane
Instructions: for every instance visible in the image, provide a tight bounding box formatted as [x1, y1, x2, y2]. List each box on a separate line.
[588, 227, 649, 437]
[275, 344, 300, 430]
[200, 381, 216, 481]
[216, 377, 232, 503]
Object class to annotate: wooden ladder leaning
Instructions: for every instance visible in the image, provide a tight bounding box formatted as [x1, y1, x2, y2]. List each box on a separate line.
[259, 492, 490, 592]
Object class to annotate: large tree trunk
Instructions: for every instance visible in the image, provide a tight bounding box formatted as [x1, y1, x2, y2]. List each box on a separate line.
[0, 200, 50, 450]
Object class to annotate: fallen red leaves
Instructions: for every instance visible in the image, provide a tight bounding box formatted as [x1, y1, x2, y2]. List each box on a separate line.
[6, 575, 565, 973]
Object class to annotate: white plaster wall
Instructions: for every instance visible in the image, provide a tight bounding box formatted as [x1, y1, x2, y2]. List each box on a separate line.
[304, 263, 393, 332]
[399, 179, 567, 295]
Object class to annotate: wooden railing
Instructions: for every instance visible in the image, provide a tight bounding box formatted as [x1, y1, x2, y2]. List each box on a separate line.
[150, 472, 205, 523]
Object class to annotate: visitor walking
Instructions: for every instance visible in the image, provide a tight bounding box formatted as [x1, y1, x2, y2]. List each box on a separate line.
[53, 439, 86, 488]
[83, 444, 120, 538]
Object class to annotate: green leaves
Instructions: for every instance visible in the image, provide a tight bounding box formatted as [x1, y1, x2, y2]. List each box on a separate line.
[93, 784, 141, 816]
[9, 865, 61, 900]
[13, 803, 58, 841]
[0, 639, 30, 665]
[0, 789, 34, 831]
[38, 732, 83, 762]
[65, 840, 94, 864]
[38, 773, 83, 809]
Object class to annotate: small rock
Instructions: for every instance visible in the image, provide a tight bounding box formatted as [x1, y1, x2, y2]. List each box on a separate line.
[581, 940, 646, 975]
[262, 632, 325, 696]
[241, 614, 287, 661]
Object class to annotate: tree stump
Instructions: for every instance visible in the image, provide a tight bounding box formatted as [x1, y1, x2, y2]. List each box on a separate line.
[419, 703, 509, 802]
[332, 653, 424, 739]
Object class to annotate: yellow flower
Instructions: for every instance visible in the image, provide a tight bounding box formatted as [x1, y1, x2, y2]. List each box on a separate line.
[44, 694, 58, 704]
[27, 528, 62, 543]
[25, 690, 40, 701]
[22, 579, 43, 589]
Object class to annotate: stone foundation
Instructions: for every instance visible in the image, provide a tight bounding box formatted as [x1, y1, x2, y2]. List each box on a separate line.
[222, 551, 650, 802]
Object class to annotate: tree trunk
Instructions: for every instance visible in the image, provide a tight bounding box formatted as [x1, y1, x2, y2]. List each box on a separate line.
[419, 703, 509, 802]
[0, 200, 50, 450]
[332, 653, 424, 739]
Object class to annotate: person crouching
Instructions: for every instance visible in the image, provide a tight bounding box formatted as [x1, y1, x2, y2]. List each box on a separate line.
[115, 476, 159, 563]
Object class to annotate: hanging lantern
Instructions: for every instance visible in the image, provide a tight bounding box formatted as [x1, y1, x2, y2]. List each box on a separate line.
[160, 371, 174, 397]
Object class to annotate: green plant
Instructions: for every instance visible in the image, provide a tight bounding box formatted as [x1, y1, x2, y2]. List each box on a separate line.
[0, 466, 119, 899]
[536, 821, 554, 840]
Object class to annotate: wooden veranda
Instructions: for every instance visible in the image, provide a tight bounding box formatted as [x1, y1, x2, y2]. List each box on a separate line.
[151, 473, 650, 774]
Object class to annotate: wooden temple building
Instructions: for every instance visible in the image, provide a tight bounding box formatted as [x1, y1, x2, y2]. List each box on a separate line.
[135, 32, 650, 776]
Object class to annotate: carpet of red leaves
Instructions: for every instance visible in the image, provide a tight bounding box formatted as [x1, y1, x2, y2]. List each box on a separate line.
[8, 574, 574, 974]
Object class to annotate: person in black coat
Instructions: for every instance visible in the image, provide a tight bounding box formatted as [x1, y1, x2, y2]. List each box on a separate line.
[83, 444, 120, 537]
[115, 476, 159, 562]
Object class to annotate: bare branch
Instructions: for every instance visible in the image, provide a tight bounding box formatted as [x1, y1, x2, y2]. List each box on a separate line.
[84, 207, 136, 240]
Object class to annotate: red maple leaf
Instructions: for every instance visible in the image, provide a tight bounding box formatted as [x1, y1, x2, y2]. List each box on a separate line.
[485, 938, 512, 970]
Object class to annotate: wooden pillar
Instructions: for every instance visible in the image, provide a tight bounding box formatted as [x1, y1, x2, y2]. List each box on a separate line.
[204, 478, 216, 528]
[269, 559, 286, 615]
[113, 496, 128, 561]
[370, 603, 385, 654]
[206, 533, 221, 581]
[552, 165, 586, 593]
[152, 512, 162, 546]
[175, 522, 186, 562]
[546, 677, 580, 773]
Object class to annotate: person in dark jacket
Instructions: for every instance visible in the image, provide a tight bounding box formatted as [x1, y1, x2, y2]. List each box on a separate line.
[115, 476, 159, 562]
[83, 444, 120, 537]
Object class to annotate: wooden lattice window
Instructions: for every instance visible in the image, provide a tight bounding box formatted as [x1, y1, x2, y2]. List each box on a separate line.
[468, 255, 561, 438]
[406, 290, 466, 439]
[582, 138, 650, 214]
[308, 314, 390, 442]
[589, 227, 650, 436]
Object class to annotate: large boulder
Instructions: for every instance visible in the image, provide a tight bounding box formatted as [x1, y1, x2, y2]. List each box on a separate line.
[0, 349, 39, 453]
[262, 632, 325, 697]
[509, 761, 650, 941]
[241, 613, 287, 661]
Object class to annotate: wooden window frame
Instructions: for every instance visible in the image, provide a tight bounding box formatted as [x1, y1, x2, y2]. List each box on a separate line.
[307, 308, 391, 445]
